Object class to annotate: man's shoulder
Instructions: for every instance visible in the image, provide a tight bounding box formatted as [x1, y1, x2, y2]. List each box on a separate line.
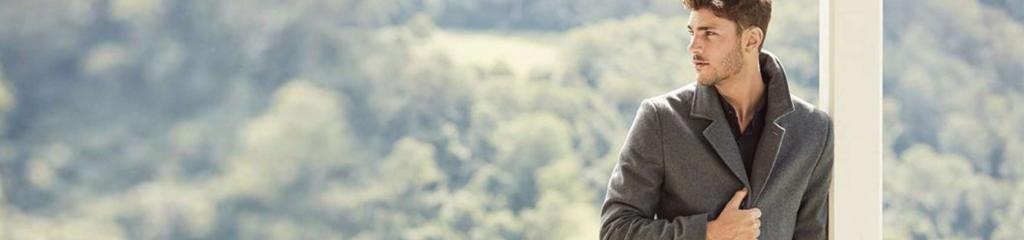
[786, 95, 832, 133]
[640, 83, 698, 112]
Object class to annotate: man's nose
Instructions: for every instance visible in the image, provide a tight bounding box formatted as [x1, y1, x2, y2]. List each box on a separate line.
[688, 37, 703, 55]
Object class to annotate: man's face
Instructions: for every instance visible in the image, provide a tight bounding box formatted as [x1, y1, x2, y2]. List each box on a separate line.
[687, 9, 744, 86]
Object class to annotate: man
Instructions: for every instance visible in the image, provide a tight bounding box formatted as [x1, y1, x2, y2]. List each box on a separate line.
[599, 0, 832, 239]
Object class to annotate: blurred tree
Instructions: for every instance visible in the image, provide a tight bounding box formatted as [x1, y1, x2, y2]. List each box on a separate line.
[521, 156, 600, 240]
[489, 112, 573, 211]
[884, 0, 1024, 238]
[221, 79, 351, 198]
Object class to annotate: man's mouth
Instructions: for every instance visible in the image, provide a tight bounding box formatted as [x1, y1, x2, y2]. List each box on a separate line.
[693, 60, 709, 69]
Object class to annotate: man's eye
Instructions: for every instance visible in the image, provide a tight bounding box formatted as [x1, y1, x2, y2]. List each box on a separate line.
[707, 32, 717, 36]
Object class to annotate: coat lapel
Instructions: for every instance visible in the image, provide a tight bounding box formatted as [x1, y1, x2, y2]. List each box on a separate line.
[749, 122, 785, 205]
[749, 50, 795, 206]
[691, 84, 752, 192]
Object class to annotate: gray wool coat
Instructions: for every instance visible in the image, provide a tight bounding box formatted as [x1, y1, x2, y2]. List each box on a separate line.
[600, 50, 833, 240]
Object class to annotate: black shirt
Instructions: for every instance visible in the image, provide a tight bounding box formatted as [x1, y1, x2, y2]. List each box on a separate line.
[715, 85, 768, 182]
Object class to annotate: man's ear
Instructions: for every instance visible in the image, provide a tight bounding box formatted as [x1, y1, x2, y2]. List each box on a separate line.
[743, 27, 764, 53]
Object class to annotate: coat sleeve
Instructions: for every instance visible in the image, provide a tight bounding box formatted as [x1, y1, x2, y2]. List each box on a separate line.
[600, 99, 709, 240]
[793, 119, 833, 239]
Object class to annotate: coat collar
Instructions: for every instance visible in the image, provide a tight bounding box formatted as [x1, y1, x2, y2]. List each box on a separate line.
[689, 50, 795, 207]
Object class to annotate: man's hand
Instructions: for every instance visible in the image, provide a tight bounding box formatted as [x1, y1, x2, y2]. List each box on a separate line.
[707, 188, 762, 240]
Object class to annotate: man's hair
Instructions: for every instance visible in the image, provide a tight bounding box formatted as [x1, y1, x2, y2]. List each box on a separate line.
[683, 0, 772, 48]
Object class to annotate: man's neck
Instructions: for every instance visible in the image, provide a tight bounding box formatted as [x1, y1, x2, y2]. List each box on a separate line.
[714, 61, 765, 131]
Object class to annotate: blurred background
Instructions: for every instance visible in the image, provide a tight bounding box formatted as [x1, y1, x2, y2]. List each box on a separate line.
[882, 0, 1024, 239]
[0, 0, 1016, 239]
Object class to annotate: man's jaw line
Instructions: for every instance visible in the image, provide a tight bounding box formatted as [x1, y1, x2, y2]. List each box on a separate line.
[713, 58, 766, 117]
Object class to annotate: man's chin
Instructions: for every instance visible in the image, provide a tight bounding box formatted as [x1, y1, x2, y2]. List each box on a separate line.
[696, 76, 719, 86]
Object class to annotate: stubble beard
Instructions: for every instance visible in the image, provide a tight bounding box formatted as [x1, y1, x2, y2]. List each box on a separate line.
[697, 42, 744, 87]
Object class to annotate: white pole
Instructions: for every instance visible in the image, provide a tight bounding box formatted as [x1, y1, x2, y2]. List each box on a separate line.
[821, 0, 883, 239]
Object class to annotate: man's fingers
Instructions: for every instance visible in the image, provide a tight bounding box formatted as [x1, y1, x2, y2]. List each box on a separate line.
[726, 188, 748, 209]
[750, 208, 762, 219]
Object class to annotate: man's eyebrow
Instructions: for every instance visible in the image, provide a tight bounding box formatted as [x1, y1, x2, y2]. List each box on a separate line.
[687, 25, 717, 31]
